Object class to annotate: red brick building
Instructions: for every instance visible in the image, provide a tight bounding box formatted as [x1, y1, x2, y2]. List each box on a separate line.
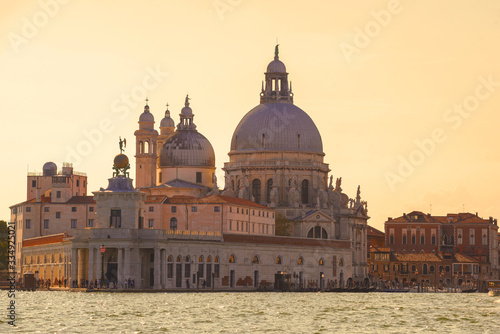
[367, 225, 385, 248]
[384, 211, 499, 284]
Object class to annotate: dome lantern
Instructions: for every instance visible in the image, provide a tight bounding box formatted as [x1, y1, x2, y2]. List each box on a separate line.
[260, 45, 293, 104]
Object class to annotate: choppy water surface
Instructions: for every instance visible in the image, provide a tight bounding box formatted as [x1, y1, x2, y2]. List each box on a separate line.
[2, 291, 500, 333]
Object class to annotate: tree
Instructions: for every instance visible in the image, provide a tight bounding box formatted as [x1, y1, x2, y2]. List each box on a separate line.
[275, 213, 292, 236]
[0, 220, 8, 270]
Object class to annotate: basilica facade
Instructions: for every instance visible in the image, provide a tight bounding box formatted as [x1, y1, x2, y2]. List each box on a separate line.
[11, 47, 369, 290]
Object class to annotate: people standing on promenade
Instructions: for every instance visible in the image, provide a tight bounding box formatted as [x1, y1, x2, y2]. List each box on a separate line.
[124, 279, 128, 289]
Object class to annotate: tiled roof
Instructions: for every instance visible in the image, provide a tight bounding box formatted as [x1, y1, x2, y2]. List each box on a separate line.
[154, 179, 208, 189]
[66, 196, 95, 204]
[145, 195, 167, 203]
[23, 233, 67, 247]
[453, 253, 479, 263]
[367, 225, 384, 237]
[393, 253, 443, 262]
[369, 247, 391, 253]
[388, 211, 494, 225]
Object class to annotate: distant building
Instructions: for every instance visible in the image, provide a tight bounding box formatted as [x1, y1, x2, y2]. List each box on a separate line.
[384, 211, 499, 288]
[367, 225, 385, 248]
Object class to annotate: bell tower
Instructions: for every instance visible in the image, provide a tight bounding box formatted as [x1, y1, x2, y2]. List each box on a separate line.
[134, 99, 158, 188]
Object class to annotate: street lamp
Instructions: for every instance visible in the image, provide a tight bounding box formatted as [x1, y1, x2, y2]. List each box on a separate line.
[100, 244, 106, 288]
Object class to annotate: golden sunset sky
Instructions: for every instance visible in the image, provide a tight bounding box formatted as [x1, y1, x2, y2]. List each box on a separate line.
[1, 0, 500, 230]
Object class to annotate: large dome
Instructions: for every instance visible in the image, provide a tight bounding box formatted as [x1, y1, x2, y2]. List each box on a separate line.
[230, 102, 323, 153]
[160, 131, 215, 167]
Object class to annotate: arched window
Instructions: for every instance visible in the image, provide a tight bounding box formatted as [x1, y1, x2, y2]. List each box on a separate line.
[215, 256, 219, 263]
[298, 257, 303, 265]
[198, 255, 204, 263]
[185, 256, 191, 262]
[276, 256, 282, 264]
[170, 217, 177, 231]
[252, 179, 261, 203]
[168, 255, 173, 262]
[176, 255, 181, 262]
[252, 256, 259, 264]
[301, 179, 309, 204]
[139, 141, 144, 154]
[207, 256, 212, 263]
[266, 179, 273, 203]
[307, 226, 328, 239]
[319, 258, 324, 266]
[229, 254, 236, 263]
[144, 141, 149, 154]
[338, 258, 344, 266]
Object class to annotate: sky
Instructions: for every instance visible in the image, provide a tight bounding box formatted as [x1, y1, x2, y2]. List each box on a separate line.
[1, 0, 500, 231]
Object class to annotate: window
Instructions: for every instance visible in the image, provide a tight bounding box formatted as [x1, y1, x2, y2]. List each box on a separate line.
[167, 256, 173, 278]
[298, 257, 303, 265]
[420, 235, 425, 244]
[411, 265, 416, 273]
[252, 179, 261, 203]
[266, 179, 273, 203]
[252, 256, 259, 264]
[56, 191, 61, 199]
[276, 256, 282, 264]
[56, 212, 61, 219]
[72, 207, 77, 212]
[307, 226, 328, 239]
[196, 172, 202, 183]
[389, 234, 394, 244]
[89, 207, 94, 212]
[110, 209, 121, 228]
[214, 206, 220, 213]
[44, 207, 49, 212]
[301, 179, 309, 204]
[170, 217, 177, 231]
[469, 230, 475, 245]
[483, 234, 488, 245]
[71, 219, 77, 229]
[76, 180, 80, 187]
[423, 264, 428, 275]
[171, 206, 177, 213]
[457, 234, 462, 245]
[237, 208, 239, 214]
[191, 206, 197, 212]
[319, 258, 324, 266]
[229, 254, 236, 263]
[88, 219, 94, 227]
[26, 219, 31, 229]
[26, 207, 31, 213]
[44, 219, 49, 229]
[402, 234, 407, 244]
[148, 219, 154, 228]
[411, 234, 416, 244]
[431, 235, 436, 245]
[149, 206, 154, 212]
[32, 180, 36, 187]
[230, 207, 232, 213]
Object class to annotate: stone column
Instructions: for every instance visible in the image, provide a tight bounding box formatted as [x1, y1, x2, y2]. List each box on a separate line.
[71, 248, 77, 287]
[131, 248, 140, 288]
[154, 247, 161, 289]
[88, 247, 94, 282]
[124, 248, 131, 283]
[78, 249, 84, 286]
[160, 249, 166, 289]
[96, 249, 102, 285]
[117, 248, 123, 288]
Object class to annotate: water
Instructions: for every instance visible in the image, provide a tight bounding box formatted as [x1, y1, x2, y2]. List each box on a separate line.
[2, 292, 500, 333]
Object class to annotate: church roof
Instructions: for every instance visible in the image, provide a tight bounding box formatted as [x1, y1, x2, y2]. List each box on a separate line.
[154, 179, 208, 189]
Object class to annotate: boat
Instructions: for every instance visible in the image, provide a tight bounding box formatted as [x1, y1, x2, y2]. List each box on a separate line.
[461, 288, 478, 293]
[487, 280, 500, 297]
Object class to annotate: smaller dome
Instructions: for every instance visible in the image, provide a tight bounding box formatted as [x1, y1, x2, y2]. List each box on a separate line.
[267, 59, 286, 73]
[113, 154, 129, 169]
[42, 162, 57, 176]
[139, 104, 154, 122]
[161, 115, 175, 128]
